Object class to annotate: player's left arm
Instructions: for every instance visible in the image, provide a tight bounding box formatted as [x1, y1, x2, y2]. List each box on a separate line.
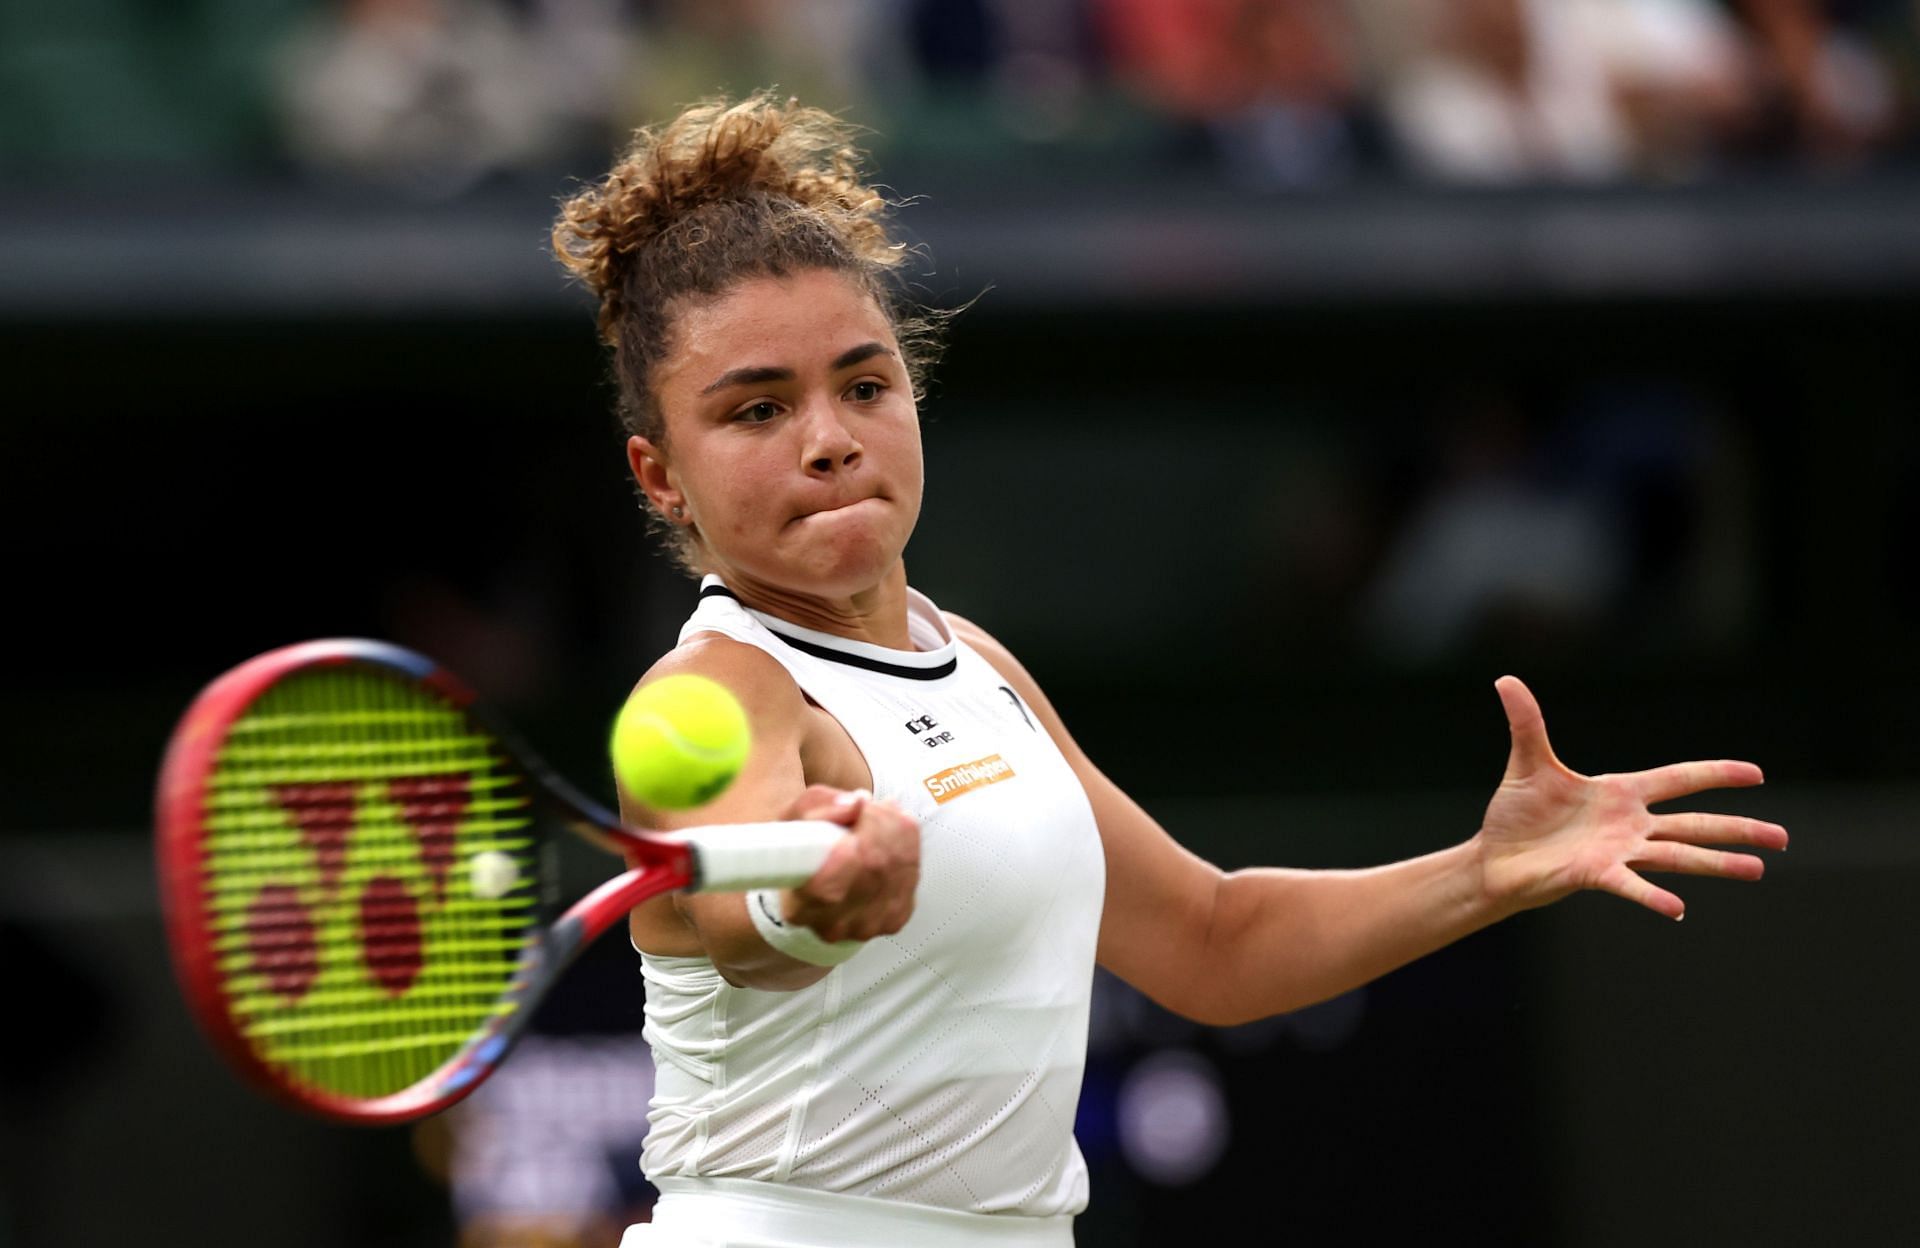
[948, 617, 1788, 1028]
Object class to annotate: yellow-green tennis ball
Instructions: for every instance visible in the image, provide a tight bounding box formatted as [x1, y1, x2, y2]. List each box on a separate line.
[611, 674, 751, 810]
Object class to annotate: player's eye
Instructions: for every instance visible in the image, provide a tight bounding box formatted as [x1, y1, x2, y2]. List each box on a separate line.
[847, 381, 884, 403]
[735, 400, 782, 423]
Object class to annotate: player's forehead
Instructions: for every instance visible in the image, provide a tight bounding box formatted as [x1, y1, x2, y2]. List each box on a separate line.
[658, 270, 899, 387]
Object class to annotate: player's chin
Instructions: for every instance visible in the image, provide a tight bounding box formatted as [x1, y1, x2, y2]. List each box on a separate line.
[790, 528, 906, 594]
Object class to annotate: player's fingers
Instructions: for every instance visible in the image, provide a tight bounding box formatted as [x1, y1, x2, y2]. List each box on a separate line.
[787, 785, 868, 826]
[854, 793, 914, 832]
[796, 798, 920, 933]
[866, 801, 921, 865]
[787, 789, 871, 903]
[820, 892, 902, 943]
[806, 866, 916, 941]
[1632, 760, 1763, 805]
[797, 834, 866, 905]
[1496, 676, 1556, 776]
[832, 915, 876, 943]
[842, 800, 919, 888]
[857, 882, 917, 940]
[800, 847, 893, 922]
[1634, 839, 1766, 881]
[1595, 862, 1687, 921]
[851, 806, 912, 871]
[1648, 811, 1788, 850]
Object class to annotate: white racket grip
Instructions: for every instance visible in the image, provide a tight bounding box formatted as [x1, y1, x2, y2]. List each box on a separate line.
[676, 820, 848, 892]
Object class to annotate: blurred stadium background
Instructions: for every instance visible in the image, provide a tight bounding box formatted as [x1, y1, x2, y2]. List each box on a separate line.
[3, 1, 1917, 1244]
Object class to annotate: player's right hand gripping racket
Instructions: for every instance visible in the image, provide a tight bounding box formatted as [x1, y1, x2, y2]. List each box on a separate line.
[156, 638, 843, 1125]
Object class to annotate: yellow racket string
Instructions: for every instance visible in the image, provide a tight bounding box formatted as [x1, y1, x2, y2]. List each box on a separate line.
[201, 666, 539, 1100]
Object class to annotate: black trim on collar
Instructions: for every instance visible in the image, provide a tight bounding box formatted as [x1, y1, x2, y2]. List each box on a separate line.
[698, 583, 958, 681]
[768, 632, 958, 681]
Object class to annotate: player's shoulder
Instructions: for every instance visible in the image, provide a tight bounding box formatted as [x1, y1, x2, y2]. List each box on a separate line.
[634, 632, 807, 725]
[944, 612, 1040, 689]
[944, 610, 1076, 744]
[942, 610, 1001, 657]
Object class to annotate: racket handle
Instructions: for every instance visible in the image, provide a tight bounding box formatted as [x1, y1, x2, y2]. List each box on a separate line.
[678, 820, 848, 892]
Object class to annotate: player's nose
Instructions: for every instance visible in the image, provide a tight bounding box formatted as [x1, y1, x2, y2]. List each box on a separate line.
[798, 397, 861, 475]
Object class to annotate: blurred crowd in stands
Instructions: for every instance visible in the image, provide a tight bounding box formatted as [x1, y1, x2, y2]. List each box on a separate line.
[4, 0, 1918, 193]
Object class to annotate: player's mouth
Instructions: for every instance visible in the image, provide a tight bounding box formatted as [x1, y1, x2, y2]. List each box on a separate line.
[790, 496, 883, 525]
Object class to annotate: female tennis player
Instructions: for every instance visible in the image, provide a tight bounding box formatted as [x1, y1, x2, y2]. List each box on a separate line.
[551, 95, 1786, 1248]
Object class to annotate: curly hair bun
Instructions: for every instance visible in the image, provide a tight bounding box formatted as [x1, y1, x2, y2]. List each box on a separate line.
[553, 93, 902, 346]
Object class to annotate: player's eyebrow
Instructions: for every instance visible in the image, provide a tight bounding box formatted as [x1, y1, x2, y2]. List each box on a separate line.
[831, 342, 892, 371]
[701, 343, 892, 395]
[702, 365, 792, 396]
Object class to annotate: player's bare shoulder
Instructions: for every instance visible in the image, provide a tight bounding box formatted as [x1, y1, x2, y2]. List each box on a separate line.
[641, 630, 870, 796]
[942, 611, 998, 658]
[640, 631, 811, 738]
[945, 611, 1080, 758]
[945, 613, 1036, 691]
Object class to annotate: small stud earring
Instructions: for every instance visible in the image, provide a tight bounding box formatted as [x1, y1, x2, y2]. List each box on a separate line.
[671, 506, 684, 519]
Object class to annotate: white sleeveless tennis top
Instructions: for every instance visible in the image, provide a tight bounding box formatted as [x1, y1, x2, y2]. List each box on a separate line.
[637, 576, 1105, 1220]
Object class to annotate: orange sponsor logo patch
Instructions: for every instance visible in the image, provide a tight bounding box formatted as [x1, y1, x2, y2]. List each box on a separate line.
[924, 754, 1016, 805]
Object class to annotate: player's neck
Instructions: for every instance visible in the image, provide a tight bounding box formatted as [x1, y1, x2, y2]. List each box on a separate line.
[721, 563, 915, 651]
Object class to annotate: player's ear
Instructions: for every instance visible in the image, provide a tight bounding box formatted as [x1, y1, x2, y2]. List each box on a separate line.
[627, 435, 685, 520]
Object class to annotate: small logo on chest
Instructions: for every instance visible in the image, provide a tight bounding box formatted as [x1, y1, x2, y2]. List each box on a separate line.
[924, 754, 1016, 805]
[904, 713, 954, 749]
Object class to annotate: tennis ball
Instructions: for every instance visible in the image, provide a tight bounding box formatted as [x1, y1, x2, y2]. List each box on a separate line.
[469, 850, 520, 900]
[611, 674, 751, 810]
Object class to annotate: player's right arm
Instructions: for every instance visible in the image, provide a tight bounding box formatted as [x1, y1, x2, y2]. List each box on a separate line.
[619, 634, 920, 991]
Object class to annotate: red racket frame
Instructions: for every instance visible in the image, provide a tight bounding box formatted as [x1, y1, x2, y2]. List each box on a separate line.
[155, 638, 696, 1124]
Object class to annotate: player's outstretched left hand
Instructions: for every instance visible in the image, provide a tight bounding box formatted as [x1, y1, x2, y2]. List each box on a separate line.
[1473, 676, 1789, 920]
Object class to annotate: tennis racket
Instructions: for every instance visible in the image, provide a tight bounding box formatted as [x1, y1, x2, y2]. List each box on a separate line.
[155, 638, 843, 1125]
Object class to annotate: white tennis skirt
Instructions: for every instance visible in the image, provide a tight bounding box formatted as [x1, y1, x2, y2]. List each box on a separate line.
[619, 1177, 1076, 1248]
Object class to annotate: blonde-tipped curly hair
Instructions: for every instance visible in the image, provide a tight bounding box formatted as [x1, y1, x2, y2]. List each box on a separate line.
[553, 94, 946, 571]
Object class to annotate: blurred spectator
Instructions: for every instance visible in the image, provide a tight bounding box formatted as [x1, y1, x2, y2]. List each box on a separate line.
[616, 0, 887, 142]
[1363, 393, 1630, 662]
[526, 0, 652, 156]
[893, 0, 1129, 161]
[1362, 0, 1757, 183]
[2, 0, 1916, 184]
[1097, 0, 1374, 185]
[906, 0, 1003, 84]
[984, 0, 1105, 145]
[1725, 0, 1899, 167]
[1360, 382, 1732, 663]
[278, 0, 657, 194]
[279, 0, 569, 194]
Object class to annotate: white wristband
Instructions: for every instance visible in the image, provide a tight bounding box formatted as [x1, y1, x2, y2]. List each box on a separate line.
[746, 889, 864, 967]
